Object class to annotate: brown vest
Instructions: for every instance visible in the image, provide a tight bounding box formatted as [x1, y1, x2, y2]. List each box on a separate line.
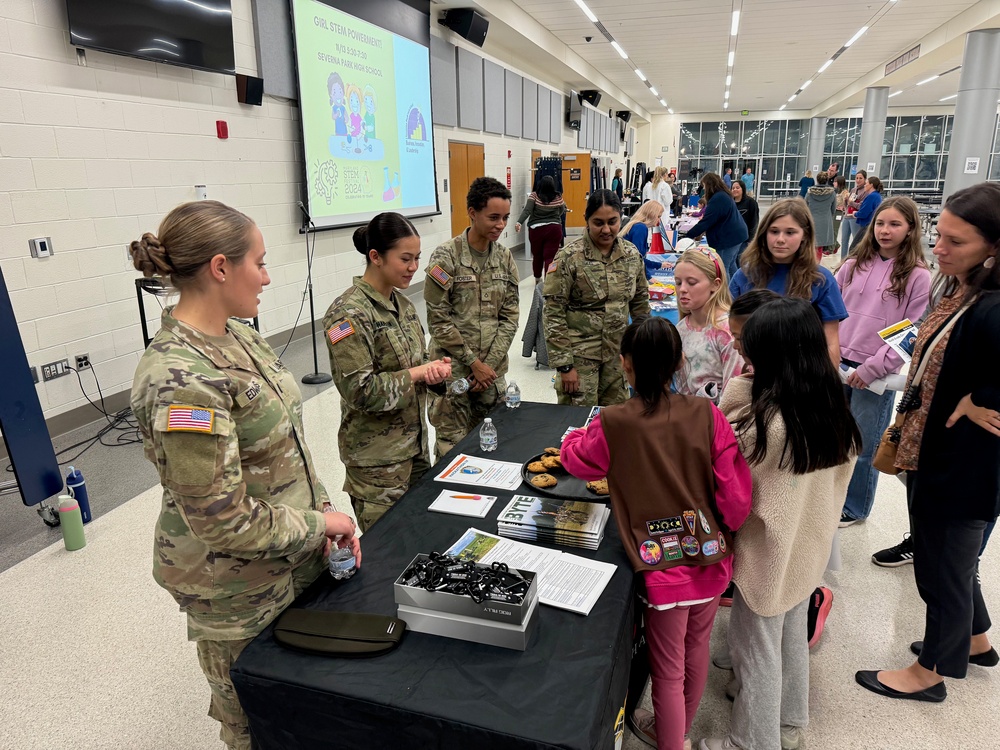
[601, 395, 734, 573]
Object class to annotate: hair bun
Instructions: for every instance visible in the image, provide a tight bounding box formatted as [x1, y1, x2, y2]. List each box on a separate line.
[352, 226, 369, 256]
[129, 232, 174, 277]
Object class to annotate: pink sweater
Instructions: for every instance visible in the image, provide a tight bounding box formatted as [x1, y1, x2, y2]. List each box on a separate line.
[835, 257, 931, 384]
[561, 407, 752, 606]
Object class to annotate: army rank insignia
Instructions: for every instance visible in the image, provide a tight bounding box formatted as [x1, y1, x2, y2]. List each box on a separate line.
[327, 319, 355, 345]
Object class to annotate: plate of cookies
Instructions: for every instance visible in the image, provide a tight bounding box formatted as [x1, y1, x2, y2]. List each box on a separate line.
[521, 447, 610, 500]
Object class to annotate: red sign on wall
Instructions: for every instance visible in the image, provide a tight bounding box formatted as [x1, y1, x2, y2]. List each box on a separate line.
[506, 166, 511, 188]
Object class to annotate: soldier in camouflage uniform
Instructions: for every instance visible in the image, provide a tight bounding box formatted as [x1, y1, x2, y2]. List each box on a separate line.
[424, 177, 520, 457]
[129, 201, 359, 750]
[325, 213, 451, 531]
[543, 189, 650, 406]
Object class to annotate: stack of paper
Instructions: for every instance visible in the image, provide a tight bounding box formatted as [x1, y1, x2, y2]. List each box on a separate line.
[496, 495, 610, 550]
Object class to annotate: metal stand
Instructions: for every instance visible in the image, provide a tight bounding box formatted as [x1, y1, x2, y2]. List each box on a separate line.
[299, 214, 331, 385]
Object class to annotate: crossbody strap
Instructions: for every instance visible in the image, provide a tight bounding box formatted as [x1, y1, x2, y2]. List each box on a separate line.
[910, 301, 973, 388]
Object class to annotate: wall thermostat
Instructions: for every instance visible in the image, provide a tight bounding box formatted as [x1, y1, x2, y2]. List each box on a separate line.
[29, 238, 53, 258]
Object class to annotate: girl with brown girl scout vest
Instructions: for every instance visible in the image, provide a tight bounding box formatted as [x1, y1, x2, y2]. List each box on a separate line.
[324, 212, 452, 531]
[130, 201, 360, 750]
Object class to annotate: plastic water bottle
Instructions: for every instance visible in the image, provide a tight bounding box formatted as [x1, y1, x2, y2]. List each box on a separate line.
[328, 545, 357, 580]
[479, 418, 498, 452]
[66, 466, 91, 524]
[450, 377, 473, 395]
[505, 381, 521, 409]
[58, 495, 86, 551]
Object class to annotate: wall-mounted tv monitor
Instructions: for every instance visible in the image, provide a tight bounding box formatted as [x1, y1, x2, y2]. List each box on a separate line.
[65, 0, 236, 75]
[289, 0, 438, 229]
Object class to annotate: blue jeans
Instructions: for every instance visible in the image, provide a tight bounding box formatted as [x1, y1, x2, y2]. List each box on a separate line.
[840, 215, 856, 258]
[716, 243, 743, 281]
[842, 383, 895, 520]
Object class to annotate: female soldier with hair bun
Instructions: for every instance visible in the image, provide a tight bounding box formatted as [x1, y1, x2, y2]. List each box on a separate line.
[129, 200, 360, 750]
[324, 212, 452, 531]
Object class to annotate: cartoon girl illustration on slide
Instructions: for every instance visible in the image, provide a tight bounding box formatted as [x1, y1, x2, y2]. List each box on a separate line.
[363, 85, 377, 141]
[347, 84, 364, 143]
[327, 72, 347, 136]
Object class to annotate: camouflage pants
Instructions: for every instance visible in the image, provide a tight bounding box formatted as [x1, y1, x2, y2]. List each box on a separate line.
[428, 379, 504, 458]
[554, 358, 628, 407]
[196, 638, 254, 750]
[346, 453, 431, 531]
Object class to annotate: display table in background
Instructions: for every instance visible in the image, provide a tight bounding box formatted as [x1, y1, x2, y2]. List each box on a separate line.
[231, 402, 638, 750]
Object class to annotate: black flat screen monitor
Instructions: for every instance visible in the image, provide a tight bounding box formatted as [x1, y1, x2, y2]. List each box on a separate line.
[65, 0, 236, 75]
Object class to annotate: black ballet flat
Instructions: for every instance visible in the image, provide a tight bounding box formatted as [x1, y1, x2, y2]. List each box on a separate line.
[909, 641, 1000, 667]
[855, 670, 947, 703]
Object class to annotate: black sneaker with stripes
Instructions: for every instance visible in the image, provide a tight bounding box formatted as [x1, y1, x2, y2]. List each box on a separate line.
[872, 533, 914, 567]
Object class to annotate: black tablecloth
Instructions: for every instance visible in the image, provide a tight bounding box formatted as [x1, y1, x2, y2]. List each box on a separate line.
[231, 402, 639, 750]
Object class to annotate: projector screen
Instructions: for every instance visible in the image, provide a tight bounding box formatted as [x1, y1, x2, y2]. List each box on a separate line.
[290, 0, 438, 229]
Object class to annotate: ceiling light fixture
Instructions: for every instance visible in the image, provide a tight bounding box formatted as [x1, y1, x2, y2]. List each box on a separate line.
[572, 0, 598, 23]
[726, 75, 732, 86]
[667, 107, 674, 113]
[635, 69, 646, 81]
[888, 90, 902, 98]
[731, 11, 740, 36]
[728, 51, 735, 67]
[723, 102, 729, 109]
[650, 86, 659, 96]
[845, 26, 869, 47]
[610, 41, 628, 59]
[788, 94, 796, 102]
[818, 59, 833, 73]
[725, 90, 730, 99]
[939, 94, 958, 101]
[801, 79, 812, 90]
[917, 75, 939, 86]
[779, 104, 786, 111]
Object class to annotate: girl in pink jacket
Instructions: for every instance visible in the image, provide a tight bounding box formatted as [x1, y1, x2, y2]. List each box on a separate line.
[563, 317, 752, 750]
[836, 196, 931, 525]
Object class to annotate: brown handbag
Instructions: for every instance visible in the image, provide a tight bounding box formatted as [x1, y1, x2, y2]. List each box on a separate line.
[872, 303, 972, 475]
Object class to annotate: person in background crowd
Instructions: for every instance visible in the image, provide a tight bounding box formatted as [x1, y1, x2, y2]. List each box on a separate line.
[741, 166, 755, 198]
[652, 166, 674, 217]
[842, 169, 868, 253]
[836, 196, 931, 528]
[731, 198, 847, 365]
[669, 174, 683, 216]
[849, 176, 884, 252]
[857, 181, 1000, 703]
[425, 177, 520, 458]
[730, 180, 759, 265]
[806, 171, 837, 256]
[130, 201, 362, 750]
[621, 200, 675, 278]
[612, 168, 625, 200]
[692, 197, 707, 217]
[828, 163, 840, 181]
[799, 170, 815, 198]
[327, 213, 452, 530]
[673, 248, 743, 403]
[702, 297, 860, 750]
[515, 175, 567, 284]
[686, 173, 749, 281]
[642, 170, 656, 204]
[833, 175, 849, 256]
[544, 189, 650, 406]
[562, 316, 752, 750]
[724, 167, 734, 189]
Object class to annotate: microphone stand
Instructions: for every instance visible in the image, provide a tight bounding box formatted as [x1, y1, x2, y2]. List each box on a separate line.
[298, 203, 332, 385]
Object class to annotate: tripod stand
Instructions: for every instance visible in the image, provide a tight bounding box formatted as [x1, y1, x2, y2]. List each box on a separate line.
[298, 202, 332, 385]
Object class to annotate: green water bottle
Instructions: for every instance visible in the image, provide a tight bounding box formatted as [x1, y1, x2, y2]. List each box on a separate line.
[58, 495, 86, 551]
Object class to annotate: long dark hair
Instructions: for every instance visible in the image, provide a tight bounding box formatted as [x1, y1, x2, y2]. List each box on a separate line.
[737, 297, 861, 473]
[620, 317, 683, 415]
[353, 212, 418, 264]
[936, 181, 1000, 301]
[702, 172, 731, 201]
[536, 175, 558, 203]
[585, 189, 621, 220]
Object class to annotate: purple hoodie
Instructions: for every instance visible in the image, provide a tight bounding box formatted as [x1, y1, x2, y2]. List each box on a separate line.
[835, 256, 931, 384]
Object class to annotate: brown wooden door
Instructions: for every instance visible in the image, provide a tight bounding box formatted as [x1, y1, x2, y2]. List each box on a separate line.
[530, 148, 541, 191]
[559, 152, 591, 229]
[448, 141, 485, 237]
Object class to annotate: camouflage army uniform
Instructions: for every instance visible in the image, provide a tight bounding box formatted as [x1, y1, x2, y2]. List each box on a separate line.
[324, 277, 435, 531]
[543, 234, 650, 406]
[423, 231, 520, 456]
[131, 308, 329, 750]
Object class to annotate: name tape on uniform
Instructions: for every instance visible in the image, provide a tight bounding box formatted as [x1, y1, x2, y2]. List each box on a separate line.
[328, 319, 355, 345]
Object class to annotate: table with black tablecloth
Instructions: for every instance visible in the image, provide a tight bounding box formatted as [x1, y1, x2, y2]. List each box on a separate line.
[231, 402, 645, 750]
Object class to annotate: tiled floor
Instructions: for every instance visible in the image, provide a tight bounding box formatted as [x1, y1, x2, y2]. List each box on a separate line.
[2, 263, 997, 749]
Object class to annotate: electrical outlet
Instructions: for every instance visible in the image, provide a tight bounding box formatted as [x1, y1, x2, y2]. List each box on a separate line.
[76, 353, 91, 369]
[41, 359, 71, 382]
[124, 245, 134, 270]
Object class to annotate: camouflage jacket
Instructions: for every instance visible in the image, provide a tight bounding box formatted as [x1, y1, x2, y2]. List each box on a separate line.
[542, 234, 650, 366]
[324, 276, 430, 467]
[131, 308, 328, 642]
[423, 231, 520, 375]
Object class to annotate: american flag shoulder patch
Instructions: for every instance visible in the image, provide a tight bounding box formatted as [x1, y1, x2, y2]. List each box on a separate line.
[327, 318, 355, 345]
[429, 265, 451, 287]
[547, 259, 558, 273]
[166, 405, 215, 433]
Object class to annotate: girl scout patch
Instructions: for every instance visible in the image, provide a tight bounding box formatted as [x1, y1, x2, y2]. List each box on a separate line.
[639, 540, 662, 565]
[328, 319, 355, 345]
[429, 265, 451, 287]
[166, 405, 215, 433]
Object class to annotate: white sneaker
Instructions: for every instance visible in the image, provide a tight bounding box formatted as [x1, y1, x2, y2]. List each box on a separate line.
[780, 726, 803, 750]
[700, 738, 743, 750]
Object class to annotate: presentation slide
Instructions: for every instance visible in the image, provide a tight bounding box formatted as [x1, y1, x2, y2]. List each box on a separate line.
[291, 0, 438, 229]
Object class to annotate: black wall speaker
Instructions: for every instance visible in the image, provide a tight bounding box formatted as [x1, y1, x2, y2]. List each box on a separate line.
[616, 110, 631, 123]
[439, 9, 489, 48]
[579, 89, 602, 107]
[236, 74, 264, 106]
